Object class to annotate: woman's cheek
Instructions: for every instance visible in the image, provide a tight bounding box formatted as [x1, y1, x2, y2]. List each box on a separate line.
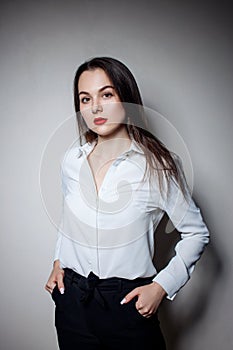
[80, 109, 93, 127]
[104, 103, 126, 123]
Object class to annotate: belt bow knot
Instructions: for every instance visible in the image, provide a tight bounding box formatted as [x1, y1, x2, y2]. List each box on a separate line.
[78, 271, 106, 308]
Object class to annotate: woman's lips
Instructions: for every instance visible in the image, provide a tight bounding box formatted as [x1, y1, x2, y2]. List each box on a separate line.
[94, 117, 108, 125]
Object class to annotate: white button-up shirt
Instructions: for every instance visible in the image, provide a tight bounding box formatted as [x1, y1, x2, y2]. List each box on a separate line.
[54, 139, 209, 300]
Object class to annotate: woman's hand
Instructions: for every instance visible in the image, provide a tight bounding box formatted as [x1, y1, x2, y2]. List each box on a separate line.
[45, 260, 65, 295]
[120, 282, 167, 318]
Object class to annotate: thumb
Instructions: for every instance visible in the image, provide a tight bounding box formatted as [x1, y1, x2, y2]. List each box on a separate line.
[57, 273, 65, 294]
[120, 287, 139, 305]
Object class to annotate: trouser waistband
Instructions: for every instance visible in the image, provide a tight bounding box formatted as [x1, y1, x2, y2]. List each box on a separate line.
[63, 268, 153, 309]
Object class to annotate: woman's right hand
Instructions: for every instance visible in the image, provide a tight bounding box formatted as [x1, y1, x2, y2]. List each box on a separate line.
[45, 260, 65, 295]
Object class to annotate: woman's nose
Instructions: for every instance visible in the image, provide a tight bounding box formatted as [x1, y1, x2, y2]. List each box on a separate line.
[91, 100, 103, 114]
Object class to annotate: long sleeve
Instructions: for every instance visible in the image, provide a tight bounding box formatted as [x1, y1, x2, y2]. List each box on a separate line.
[53, 154, 67, 262]
[153, 156, 210, 300]
[54, 230, 62, 261]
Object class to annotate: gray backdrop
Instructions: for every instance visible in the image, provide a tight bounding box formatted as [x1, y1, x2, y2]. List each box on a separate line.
[1, 0, 232, 349]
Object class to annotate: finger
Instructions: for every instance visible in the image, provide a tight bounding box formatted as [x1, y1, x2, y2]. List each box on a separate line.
[139, 310, 148, 318]
[45, 282, 56, 294]
[138, 308, 154, 318]
[137, 309, 150, 318]
[135, 297, 144, 310]
[136, 301, 151, 316]
[120, 287, 139, 304]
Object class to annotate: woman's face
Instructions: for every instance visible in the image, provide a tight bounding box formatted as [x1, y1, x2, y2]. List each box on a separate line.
[78, 68, 126, 137]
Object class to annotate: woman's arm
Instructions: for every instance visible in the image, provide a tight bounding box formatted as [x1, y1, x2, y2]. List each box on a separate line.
[45, 155, 67, 295]
[122, 157, 209, 315]
[152, 157, 210, 300]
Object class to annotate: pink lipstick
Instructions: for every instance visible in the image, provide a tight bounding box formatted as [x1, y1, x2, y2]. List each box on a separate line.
[94, 117, 108, 125]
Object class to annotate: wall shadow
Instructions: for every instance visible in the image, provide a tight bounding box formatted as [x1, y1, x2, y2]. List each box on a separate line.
[153, 211, 223, 350]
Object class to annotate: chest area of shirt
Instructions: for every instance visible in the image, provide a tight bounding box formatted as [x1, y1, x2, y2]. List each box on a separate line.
[86, 153, 116, 196]
[65, 154, 158, 215]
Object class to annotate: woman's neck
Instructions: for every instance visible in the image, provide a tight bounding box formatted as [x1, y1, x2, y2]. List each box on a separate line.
[93, 127, 131, 160]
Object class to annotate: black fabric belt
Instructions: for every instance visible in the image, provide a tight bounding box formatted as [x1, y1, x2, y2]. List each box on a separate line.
[64, 268, 153, 309]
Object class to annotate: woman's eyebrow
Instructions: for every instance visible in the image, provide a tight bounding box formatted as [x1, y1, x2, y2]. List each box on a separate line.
[78, 85, 115, 96]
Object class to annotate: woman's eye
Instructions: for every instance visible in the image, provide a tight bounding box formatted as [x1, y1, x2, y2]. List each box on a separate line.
[103, 92, 113, 99]
[80, 97, 90, 104]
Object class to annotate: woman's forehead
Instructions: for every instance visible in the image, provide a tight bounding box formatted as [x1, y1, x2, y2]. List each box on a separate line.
[78, 68, 113, 92]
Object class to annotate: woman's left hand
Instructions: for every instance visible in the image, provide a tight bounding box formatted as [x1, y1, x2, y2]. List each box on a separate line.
[121, 282, 167, 318]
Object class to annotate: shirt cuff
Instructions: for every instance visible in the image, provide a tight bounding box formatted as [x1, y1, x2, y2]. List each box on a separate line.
[153, 271, 179, 300]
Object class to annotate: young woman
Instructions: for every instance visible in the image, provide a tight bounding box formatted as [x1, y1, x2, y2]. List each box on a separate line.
[45, 57, 209, 350]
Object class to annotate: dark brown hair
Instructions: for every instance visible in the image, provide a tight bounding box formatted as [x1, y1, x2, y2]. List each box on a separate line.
[73, 56, 189, 198]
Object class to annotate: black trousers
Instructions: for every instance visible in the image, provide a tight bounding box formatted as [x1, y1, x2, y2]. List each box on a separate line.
[51, 268, 166, 350]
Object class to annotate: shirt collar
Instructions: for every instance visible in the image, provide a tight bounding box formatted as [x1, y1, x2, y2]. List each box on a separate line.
[76, 141, 96, 158]
[76, 137, 144, 159]
[126, 138, 144, 155]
